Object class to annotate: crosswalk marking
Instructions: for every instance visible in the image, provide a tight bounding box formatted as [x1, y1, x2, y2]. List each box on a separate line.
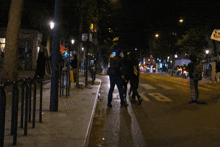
[156, 84, 173, 90]
[140, 84, 156, 89]
[139, 93, 150, 101]
[148, 93, 172, 101]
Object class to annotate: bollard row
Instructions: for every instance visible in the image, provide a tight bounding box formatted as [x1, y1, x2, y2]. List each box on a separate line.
[60, 70, 70, 97]
[0, 77, 43, 146]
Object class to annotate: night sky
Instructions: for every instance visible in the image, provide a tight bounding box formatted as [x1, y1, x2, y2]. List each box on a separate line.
[1, 0, 219, 50]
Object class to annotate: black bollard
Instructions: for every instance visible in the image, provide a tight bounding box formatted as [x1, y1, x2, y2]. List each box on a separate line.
[39, 81, 43, 123]
[0, 86, 6, 147]
[24, 83, 29, 136]
[28, 80, 32, 122]
[32, 82, 36, 128]
[20, 80, 25, 128]
[13, 83, 19, 145]
[11, 82, 16, 135]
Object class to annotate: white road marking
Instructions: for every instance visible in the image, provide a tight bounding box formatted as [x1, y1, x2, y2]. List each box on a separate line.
[139, 93, 150, 101]
[140, 84, 156, 89]
[148, 93, 172, 101]
[156, 84, 173, 90]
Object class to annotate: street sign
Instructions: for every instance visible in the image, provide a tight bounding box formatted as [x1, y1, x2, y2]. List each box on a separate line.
[210, 29, 220, 41]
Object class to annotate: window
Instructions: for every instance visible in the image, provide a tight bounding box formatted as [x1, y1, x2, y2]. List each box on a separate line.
[0, 38, 5, 52]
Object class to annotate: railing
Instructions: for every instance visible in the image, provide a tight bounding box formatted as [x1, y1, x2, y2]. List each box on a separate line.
[0, 77, 43, 146]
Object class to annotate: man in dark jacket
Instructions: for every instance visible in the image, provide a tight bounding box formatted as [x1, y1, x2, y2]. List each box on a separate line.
[122, 51, 133, 98]
[107, 50, 128, 107]
[187, 54, 199, 103]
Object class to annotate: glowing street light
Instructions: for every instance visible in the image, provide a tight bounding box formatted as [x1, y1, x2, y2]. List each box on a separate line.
[71, 39, 75, 45]
[50, 21, 55, 30]
[206, 50, 209, 54]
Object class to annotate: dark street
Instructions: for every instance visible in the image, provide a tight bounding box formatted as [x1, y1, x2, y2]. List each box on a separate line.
[89, 72, 220, 147]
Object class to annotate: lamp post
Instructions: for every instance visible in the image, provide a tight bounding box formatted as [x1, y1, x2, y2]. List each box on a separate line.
[50, 0, 61, 111]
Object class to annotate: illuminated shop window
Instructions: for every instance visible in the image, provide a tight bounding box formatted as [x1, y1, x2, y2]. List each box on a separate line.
[0, 38, 5, 52]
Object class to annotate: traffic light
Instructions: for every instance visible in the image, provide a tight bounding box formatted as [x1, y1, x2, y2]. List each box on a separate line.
[148, 58, 151, 62]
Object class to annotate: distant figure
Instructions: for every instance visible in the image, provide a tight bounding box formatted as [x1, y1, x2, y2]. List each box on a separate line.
[187, 54, 202, 103]
[70, 54, 78, 82]
[34, 46, 46, 79]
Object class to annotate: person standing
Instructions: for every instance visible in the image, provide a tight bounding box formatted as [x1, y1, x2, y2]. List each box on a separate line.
[129, 52, 141, 104]
[122, 51, 133, 99]
[70, 54, 78, 83]
[187, 54, 202, 103]
[107, 49, 128, 107]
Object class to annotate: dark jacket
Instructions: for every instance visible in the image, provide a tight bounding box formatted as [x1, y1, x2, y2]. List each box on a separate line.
[108, 55, 123, 76]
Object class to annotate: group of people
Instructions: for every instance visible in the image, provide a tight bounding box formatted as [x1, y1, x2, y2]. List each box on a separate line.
[107, 49, 141, 108]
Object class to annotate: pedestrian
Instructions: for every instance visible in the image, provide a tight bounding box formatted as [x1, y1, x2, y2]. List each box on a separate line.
[121, 51, 133, 99]
[70, 54, 78, 83]
[187, 54, 202, 103]
[34, 46, 46, 80]
[129, 52, 142, 104]
[107, 49, 128, 107]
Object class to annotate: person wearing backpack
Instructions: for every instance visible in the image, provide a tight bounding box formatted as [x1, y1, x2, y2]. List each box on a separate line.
[107, 49, 129, 108]
[187, 54, 202, 103]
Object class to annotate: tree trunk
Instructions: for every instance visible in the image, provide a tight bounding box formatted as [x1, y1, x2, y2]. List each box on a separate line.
[1, 0, 24, 82]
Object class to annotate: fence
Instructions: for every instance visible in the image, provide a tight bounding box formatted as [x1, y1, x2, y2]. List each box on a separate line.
[0, 77, 43, 146]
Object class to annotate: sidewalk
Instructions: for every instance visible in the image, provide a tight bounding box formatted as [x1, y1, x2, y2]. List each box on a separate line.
[3, 71, 101, 147]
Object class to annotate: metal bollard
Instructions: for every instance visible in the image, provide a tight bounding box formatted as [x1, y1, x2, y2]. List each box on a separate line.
[24, 83, 29, 136]
[11, 82, 16, 135]
[20, 80, 25, 128]
[0, 85, 6, 147]
[13, 83, 19, 145]
[32, 82, 36, 128]
[66, 72, 68, 97]
[28, 80, 32, 122]
[39, 81, 43, 123]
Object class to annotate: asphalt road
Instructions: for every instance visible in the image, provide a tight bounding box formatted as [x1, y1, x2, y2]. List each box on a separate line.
[88, 72, 220, 147]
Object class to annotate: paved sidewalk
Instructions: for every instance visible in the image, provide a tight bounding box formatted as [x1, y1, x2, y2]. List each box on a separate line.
[3, 72, 101, 147]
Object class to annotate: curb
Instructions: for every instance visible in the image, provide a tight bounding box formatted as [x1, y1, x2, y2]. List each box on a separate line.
[83, 78, 102, 147]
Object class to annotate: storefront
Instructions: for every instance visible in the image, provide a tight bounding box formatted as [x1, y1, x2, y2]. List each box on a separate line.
[0, 28, 42, 70]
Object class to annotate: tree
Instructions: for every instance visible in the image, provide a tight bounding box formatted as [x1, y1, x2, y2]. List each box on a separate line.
[1, 0, 24, 82]
[176, 28, 208, 56]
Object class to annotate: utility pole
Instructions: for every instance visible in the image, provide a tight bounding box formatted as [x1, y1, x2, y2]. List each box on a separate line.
[50, 0, 62, 111]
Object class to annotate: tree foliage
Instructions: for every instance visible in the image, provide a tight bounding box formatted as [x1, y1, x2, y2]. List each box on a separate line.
[176, 28, 208, 54]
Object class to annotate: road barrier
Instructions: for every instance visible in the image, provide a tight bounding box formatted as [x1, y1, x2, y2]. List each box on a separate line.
[0, 77, 43, 146]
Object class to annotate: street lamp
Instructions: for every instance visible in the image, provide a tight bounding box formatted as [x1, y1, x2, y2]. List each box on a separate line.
[71, 39, 75, 45]
[50, 21, 55, 30]
[206, 50, 209, 55]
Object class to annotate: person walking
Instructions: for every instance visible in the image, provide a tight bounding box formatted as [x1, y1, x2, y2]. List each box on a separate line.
[129, 52, 142, 104]
[187, 54, 202, 103]
[107, 49, 128, 108]
[122, 51, 133, 99]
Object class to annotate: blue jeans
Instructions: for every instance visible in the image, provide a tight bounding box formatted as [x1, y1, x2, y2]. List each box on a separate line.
[190, 78, 198, 101]
[108, 75, 125, 104]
